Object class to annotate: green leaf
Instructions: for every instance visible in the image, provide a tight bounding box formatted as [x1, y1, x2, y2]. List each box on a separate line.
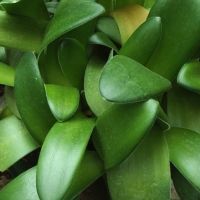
[143, 0, 156, 9]
[115, 0, 146, 9]
[107, 124, 170, 200]
[177, 60, 200, 93]
[0, 115, 39, 172]
[156, 105, 170, 131]
[1, 0, 49, 20]
[171, 164, 200, 200]
[0, 106, 12, 120]
[89, 32, 118, 52]
[99, 55, 171, 103]
[147, 0, 200, 80]
[0, 62, 15, 86]
[0, 167, 39, 200]
[44, 84, 79, 122]
[36, 113, 95, 200]
[165, 127, 200, 191]
[118, 17, 161, 66]
[84, 54, 112, 116]
[15, 52, 56, 145]
[93, 99, 159, 169]
[0, 11, 47, 53]
[96, 16, 121, 44]
[40, 2, 105, 53]
[58, 38, 88, 90]
[97, 0, 114, 15]
[110, 4, 148, 45]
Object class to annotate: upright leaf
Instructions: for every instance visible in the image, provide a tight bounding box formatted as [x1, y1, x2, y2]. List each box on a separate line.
[0, 62, 15, 86]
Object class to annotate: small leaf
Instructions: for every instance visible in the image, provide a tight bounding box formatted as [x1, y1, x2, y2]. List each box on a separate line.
[177, 60, 200, 93]
[36, 113, 95, 200]
[0, 115, 39, 172]
[0, 62, 15, 86]
[44, 84, 79, 122]
[99, 55, 171, 103]
[93, 99, 159, 169]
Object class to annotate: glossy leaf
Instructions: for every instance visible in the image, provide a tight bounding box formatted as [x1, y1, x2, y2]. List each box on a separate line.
[171, 164, 200, 200]
[40, 2, 105, 53]
[44, 84, 79, 122]
[96, 16, 121, 44]
[110, 4, 148, 45]
[0, 62, 15, 86]
[177, 60, 200, 93]
[89, 32, 118, 52]
[93, 99, 159, 169]
[58, 38, 88, 90]
[165, 127, 200, 191]
[107, 124, 170, 200]
[15, 52, 56, 144]
[0, 11, 47, 53]
[156, 105, 170, 131]
[36, 113, 95, 200]
[0, 167, 40, 200]
[84, 54, 112, 116]
[0, 115, 39, 172]
[147, 0, 200, 80]
[118, 17, 161, 66]
[99, 55, 171, 103]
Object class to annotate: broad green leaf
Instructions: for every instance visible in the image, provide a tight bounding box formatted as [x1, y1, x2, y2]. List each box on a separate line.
[44, 84, 79, 122]
[58, 38, 88, 90]
[1, 0, 49, 20]
[93, 99, 159, 169]
[15, 52, 56, 145]
[0, 167, 39, 200]
[97, 0, 114, 15]
[177, 60, 200, 93]
[4, 86, 20, 118]
[0, 11, 47, 53]
[5, 49, 24, 68]
[143, 0, 156, 9]
[0, 115, 39, 172]
[40, 2, 105, 53]
[46, 2, 58, 15]
[165, 127, 200, 191]
[0, 62, 15, 86]
[118, 17, 161, 66]
[110, 4, 148, 45]
[167, 83, 200, 133]
[36, 113, 95, 200]
[89, 32, 118, 53]
[115, 0, 145, 9]
[171, 164, 200, 200]
[96, 16, 121, 44]
[64, 151, 104, 200]
[107, 124, 170, 200]
[84, 54, 112, 116]
[99, 55, 171, 103]
[147, 0, 200, 80]
[45, 39, 72, 87]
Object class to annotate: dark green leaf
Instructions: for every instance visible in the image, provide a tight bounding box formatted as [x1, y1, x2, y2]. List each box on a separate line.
[99, 55, 171, 103]
[97, 0, 114, 15]
[0, 62, 15, 86]
[0, 106, 12, 120]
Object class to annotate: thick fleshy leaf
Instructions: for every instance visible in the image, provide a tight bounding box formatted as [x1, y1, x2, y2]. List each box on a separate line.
[118, 17, 161, 66]
[177, 60, 200, 93]
[107, 124, 170, 200]
[84, 54, 112, 116]
[58, 38, 88, 90]
[156, 105, 170, 131]
[44, 84, 79, 122]
[89, 32, 118, 52]
[15, 52, 56, 144]
[147, 0, 200, 80]
[167, 83, 200, 133]
[115, 0, 145, 9]
[0, 115, 39, 172]
[40, 2, 105, 53]
[97, 0, 114, 15]
[110, 4, 148, 45]
[165, 127, 200, 191]
[143, 0, 156, 9]
[93, 99, 159, 169]
[99, 55, 171, 103]
[64, 151, 104, 200]
[96, 16, 121, 44]
[0, 167, 39, 200]
[171, 164, 200, 200]
[1, 0, 49, 20]
[0, 62, 15, 86]
[5, 49, 24, 68]
[36, 113, 95, 200]
[0, 11, 47, 53]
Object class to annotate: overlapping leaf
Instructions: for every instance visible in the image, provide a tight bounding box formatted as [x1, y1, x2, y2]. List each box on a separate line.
[0, 62, 15, 86]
